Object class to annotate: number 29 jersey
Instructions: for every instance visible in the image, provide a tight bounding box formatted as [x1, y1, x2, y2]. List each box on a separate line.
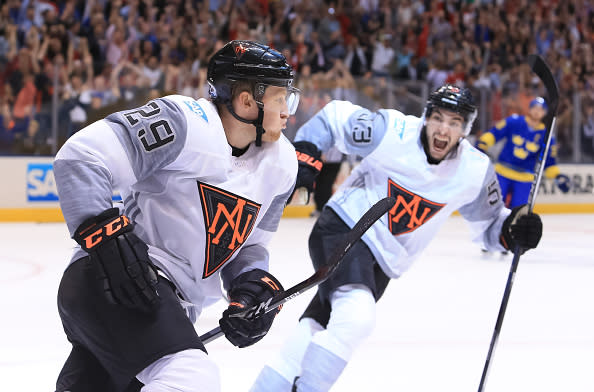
[54, 95, 297, 313]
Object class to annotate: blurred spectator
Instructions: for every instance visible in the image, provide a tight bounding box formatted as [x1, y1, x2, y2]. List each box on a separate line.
[370, 32, 395, 78]
[0, 98, 14, 151]
[60, 71, 92, 139]
[88, 74, 118, 111]
[582, 99, 594, 160]
[0, 0, 591, 163]
[11, 70, 36, 137]
[304, 31, 331, 74]
[13, 117, 51, 155]
[141, 55, 164, 90]
[110, 59, 151, 102]
[445, 60, 466, 88]
[343, 36, 368, 77]
[105, 23, 130, 67]
[317, 4, 345, 61]
[426, 55, 448, 93]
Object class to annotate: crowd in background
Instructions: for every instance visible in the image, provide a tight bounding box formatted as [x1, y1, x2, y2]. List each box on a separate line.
[0, 0, 593, 160]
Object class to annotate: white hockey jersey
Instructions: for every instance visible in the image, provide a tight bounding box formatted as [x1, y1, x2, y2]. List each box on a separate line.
[54, 95, 297, 316]
[295, 100, 509, 278]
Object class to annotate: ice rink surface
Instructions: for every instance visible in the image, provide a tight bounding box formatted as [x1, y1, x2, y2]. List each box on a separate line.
[1, 213, 593, 391]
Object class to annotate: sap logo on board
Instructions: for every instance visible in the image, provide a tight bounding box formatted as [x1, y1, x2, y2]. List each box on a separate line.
[27, 163, 58, 201]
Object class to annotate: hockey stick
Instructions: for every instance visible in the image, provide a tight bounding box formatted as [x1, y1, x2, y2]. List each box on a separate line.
[199, 196, 397, 344]
[477, 54, 559, 392]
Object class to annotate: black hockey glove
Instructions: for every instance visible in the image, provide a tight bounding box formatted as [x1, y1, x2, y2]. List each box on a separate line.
[500, 204, 543, 254]
[219, 269, 284, 348]
[290, 141, 323, 204]
[73, 208, 160, 314]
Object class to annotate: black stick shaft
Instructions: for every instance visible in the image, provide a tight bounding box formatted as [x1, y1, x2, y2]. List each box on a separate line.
[477, 54, 559, 392]
[200, 196, 396, 344]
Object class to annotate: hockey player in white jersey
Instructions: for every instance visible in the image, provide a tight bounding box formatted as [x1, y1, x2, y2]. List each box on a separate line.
[250, 84, 544, 392]
[53, 40, 301, 392]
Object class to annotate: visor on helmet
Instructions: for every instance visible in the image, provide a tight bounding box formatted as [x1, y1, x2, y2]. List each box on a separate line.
[252, 83, 301, 115]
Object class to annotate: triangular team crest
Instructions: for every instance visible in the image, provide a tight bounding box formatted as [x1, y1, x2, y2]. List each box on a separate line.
[198, 182, 261, 278]
[387, 179, 445, 235]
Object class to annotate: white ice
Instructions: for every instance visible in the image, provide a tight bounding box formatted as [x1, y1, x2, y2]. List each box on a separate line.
[1, 213, 593, 391]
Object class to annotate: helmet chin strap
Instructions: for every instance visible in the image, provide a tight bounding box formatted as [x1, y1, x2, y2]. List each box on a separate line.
[225, 102, 266, 147]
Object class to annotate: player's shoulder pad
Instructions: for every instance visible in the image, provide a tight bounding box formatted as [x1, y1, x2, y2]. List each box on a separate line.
[461, 138, 492, 166]
[105, 96, 188, 155]
[163, 95, 214, 124]
[323, 100, 365, 119]
[380, 108, 418, 138]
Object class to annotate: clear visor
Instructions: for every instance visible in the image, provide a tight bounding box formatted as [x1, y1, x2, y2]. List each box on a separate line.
[255, 83, 301, 115]
[286, 86, 301, 115]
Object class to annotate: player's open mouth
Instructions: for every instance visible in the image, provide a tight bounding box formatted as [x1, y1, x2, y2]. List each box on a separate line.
[433, 138, 448, 151]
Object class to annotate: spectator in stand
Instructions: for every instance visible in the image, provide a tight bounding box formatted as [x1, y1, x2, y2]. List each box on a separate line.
[16, 5, 36, 38]
[13, 117, 51, 155]
[11, 68, 36, 138]
[305, 31, 331, 74]
[141, 55, 164, 90]
[60, 71, 92, 139]
[343, 36, 369, 78]
[109, 59, 151, 103]
[105, 24, 130, 67]
[0, 98, 14, 153]
[582, 98, 594, 159]
[87, 73, 118, 111]
[317, 4, 345, 62]
[426, 55, 449, 93]
[1, 0, 593, 162]
[445, 60, 466, 88]
[0, 22, 18, 96]
[369, 32, 395, 78]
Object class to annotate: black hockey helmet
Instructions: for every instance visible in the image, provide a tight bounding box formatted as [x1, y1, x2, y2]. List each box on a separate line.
[208, 40, 296, 103]
[425, 84, 477, 135]
[207, 40, 299, 146]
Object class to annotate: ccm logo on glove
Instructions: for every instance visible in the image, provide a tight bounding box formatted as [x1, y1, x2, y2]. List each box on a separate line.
[78, 215, 131, 251]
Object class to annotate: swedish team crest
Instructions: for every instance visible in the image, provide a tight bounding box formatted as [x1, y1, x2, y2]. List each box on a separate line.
[387, 179, 445, 235]
[198, 182, 260, 278]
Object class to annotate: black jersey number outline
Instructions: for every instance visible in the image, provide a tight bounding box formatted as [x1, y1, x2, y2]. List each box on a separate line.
[123, 101, 175, 152]
[487, 180, 501, 206]
[352, 113, 372, 143]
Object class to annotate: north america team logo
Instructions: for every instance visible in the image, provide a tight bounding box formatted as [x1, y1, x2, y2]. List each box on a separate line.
[387, 179, 445, 235]
[198, 182, 261, 278]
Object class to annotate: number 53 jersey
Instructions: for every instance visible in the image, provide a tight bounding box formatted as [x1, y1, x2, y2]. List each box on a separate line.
[54, 95, 297, 312]
[295, 100, 511, 279]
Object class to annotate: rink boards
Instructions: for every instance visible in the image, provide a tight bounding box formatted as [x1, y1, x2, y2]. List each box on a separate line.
[0, 156, 593, 222]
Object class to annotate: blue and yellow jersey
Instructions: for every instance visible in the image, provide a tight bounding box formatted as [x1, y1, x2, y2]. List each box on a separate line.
[477, 114, 559, 182]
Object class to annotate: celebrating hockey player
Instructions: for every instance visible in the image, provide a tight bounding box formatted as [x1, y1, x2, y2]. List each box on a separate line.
[476, 96, 569, 208]
[249, 85, 544, 392]
[53, 40, 300, 392]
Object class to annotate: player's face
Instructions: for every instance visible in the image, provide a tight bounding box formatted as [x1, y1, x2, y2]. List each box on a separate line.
[259, 85, 294, 142]
[528, 105, 547, 122]
[425, 108, 465, 161]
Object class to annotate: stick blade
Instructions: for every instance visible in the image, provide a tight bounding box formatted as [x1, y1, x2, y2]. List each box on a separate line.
[527, 54, 559, 114]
